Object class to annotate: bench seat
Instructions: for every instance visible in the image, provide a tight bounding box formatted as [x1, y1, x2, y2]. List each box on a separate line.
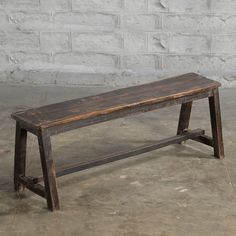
[12, 73, 220, 131]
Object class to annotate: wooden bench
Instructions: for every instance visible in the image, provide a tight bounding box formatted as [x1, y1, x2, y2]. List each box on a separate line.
[11, 73, 224, 211]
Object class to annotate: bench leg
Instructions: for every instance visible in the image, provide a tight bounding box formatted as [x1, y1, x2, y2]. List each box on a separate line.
[177, 101, 193, 136]
[38, 130, 60, 211]
[14, 122, 27, 192]
[209, 88, 225, 159]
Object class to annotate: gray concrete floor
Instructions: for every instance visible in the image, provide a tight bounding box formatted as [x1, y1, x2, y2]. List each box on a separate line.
[0, 84, 236, 236]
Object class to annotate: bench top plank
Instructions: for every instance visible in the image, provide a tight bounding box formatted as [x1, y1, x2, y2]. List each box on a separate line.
[12, 73, 220, 129]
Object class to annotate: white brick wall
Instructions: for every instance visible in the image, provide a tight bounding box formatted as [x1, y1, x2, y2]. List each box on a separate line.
[54, 53, 119, 68]
[72, 0, 123, 12]
[72, 33, 122, 53]
[0, 0, 235, 86]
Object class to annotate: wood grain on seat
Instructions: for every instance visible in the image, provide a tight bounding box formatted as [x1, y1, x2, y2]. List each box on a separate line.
[11, 73, 220, 129]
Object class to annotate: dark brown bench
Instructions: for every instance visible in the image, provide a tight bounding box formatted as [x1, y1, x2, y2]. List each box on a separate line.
[11, 73, 224, 211]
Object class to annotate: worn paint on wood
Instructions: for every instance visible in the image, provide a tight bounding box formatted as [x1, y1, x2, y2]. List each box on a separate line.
[11, 73, 224, 211]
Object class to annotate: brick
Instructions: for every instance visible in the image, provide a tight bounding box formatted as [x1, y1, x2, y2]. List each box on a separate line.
[0, 11, 8, 26]
[219, 16, 236, 33]
[0, 0, 39, 9]
[171, 0, 210, 12]
[148, 34, 168, 53]
[124, 32, 147, 53]
[40, 0, 70, 11]
[211, 0, 236, 13]
[124, 0, 147, 12]
[169, 35, 209, 54]
[54, 12, 118, 28]
[0, 51, 8, 68]
[164, 15, 236, 34]
[72, 33, 122, 53]
[123, 14, 161, 31]
[203, 55, 235, 82]
[211, 35, 236, 54]
[72, 0, 122, 12]
[149, 34, 209, 54]
[123, 54, 161, 70]
[163, 55, 200, 72]
[149, 0, 210, 13]
[198, 56, 224, 75]
[0, 31, 39, 50]
[55, 53, 119, 68]
[164, 15, 200, 33]
[40, 32, 70, 52]
[224, 56, 236, 72]
[9, 52, 50, 64]
[9, 11, 49, 24]
[8, 11, 50, 31]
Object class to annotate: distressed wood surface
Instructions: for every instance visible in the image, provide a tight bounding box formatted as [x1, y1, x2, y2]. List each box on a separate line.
[18, 176, 46, 198]
[11, 73, 220, 129]
[11, 72, 224, 211]
[38, 130, 60, 211]
[33, 129, 205, 182]
[209, 89, 225, 159]
[177, 101, 193, 135]
[14, 122, 27, 191]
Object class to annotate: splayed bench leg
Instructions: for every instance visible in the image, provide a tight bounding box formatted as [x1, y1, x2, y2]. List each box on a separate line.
[209, 88, 225, 159]
[38, 130, 60, 211]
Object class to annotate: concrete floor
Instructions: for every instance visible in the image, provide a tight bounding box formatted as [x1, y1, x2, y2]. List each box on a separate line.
[0, 84, 236, 236]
